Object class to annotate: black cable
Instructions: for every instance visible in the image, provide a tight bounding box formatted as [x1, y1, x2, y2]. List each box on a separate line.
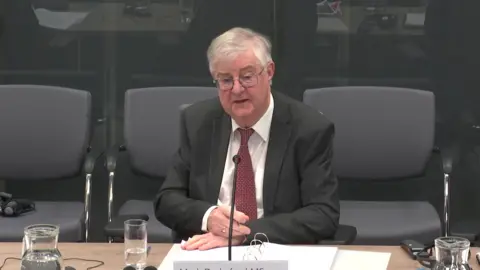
[0, 257, 20, 270]
[0, 257, 104, 270]
[65, 258, 105, 270]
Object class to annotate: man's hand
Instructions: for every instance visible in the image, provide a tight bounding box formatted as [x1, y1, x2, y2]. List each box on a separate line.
[181, 232, 245, 251]
[207, 205, 250, 237]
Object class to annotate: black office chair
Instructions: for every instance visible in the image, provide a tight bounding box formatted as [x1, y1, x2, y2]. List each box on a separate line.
[104, 86, 218, 243]
[0, 85, 100, 242]
[304, 86, 452, 245]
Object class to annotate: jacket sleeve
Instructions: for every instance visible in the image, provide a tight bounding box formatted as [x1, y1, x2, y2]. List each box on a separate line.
[153, 109, 213, 237]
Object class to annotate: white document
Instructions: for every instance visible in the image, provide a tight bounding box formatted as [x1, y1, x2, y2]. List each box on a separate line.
[159, 243, 338, 270]
[331, 250, 391, 270]
[34, 8, 89, 30]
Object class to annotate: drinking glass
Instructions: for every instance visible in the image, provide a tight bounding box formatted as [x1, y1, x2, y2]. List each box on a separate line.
[124, 219, 148, 269]
[433, 236, 470, 270]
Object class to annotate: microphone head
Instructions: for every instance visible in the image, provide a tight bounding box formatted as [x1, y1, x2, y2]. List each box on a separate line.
[4, 206, 13, 216]
[0, 192, 12, 200]
[123, 267, 136, 270]
[232, 155, 241, 164]
[144, 267, 158, 270]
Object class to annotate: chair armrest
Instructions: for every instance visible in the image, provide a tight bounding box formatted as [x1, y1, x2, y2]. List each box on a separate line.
[104, 214, 150, 238]
[318, 224, 357, 245]
[438, 144, 460, 175]
[106, 144, 125, 173]
[82, 146, 103, 241]
[83, 146, 103, 175]
[106, 144, 126, 223]
[436, 143, 460, 237]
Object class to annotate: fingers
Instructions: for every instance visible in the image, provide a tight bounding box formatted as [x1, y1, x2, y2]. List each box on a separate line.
[210, 221, 250, 238]
[182, 234, 209, 251]
[198, 238, 223, 251]
[218, 205, 249, 224]
[232, 210, 249, 224]
[209, 207, 250, 237]
[213, 215, 251, 236]
[208, 210, 230, 236]
[181, 233, 227, 251]
[231, 222, 251, 236]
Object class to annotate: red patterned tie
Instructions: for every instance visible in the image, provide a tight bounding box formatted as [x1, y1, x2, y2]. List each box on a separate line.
[235, 128, 257, 220]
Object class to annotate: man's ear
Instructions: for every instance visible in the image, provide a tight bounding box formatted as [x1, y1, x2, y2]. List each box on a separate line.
[266, 61, 275, 81]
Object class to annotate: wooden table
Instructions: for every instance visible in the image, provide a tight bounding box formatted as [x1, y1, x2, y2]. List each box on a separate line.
[0, 243, 478, 270]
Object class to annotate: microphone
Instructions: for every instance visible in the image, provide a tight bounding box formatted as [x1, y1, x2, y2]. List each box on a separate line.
[0, 192, 12, 200]
[2, 199, 35, 217]
[228, 155, 241, 261]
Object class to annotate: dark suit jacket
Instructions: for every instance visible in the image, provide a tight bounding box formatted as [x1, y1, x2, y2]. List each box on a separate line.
[154, 92, 339, 244]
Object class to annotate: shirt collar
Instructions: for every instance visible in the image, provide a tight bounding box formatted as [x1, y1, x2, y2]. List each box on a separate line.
[231, 93, 274, 142]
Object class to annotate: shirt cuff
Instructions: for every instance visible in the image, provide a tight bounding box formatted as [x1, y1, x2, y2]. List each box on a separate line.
[201, 206, 218, 232]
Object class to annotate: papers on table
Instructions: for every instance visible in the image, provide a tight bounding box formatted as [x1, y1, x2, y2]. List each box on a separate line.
[331, 250, 391, 270]
[34, 8, 89, 30]
[158, 243, 338, 270]
[158, 243, 392, 270]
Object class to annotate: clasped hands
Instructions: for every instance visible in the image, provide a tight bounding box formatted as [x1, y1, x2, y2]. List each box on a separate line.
[181, 205, 251, 251]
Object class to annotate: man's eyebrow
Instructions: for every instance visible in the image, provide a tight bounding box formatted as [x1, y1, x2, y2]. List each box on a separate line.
[240, 65, 256, 72]
[216, 65, 256, 77]
[216, 72, 231, 77]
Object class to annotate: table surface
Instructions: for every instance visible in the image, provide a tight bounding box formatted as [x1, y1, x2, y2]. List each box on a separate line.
[0, 243, 478, 270]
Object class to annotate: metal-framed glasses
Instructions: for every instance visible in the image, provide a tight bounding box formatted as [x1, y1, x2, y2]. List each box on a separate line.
[213, 68, 265, 91]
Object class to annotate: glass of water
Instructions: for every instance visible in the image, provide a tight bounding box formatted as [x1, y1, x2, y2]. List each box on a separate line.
[124, 219, 148, 269]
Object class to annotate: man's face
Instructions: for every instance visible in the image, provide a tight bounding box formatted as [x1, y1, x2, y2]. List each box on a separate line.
[213, 50, 275, 127]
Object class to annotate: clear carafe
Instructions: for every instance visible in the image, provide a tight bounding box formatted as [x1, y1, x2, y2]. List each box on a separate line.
[433, 236, 471, 270]
[21, 224, 64, 270]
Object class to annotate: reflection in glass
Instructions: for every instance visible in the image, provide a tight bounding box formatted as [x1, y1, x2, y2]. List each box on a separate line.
[179, 0, 195, 23]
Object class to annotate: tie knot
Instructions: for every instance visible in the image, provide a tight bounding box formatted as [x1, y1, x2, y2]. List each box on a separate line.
[237, 128, 254, 145]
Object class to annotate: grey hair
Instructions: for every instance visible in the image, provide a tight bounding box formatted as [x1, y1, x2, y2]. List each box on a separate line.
[207, 27, 272, 74]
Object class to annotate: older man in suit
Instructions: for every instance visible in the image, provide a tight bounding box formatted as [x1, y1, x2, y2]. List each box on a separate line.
[154, 27, 339, 250]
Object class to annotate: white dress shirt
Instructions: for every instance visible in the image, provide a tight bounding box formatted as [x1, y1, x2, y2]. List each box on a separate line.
[201, 93, 274, 231]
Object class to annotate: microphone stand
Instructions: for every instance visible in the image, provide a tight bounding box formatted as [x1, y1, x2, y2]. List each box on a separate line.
[228, 155, 241, 261]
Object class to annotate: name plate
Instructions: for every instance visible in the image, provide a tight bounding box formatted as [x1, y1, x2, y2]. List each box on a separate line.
[173, 260, 288, 270]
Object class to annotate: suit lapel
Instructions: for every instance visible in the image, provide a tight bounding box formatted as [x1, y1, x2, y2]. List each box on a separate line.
[263, 93, 292, 214]
[207, 113, 231, 204]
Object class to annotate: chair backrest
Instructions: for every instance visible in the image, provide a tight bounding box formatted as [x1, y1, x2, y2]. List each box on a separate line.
[0, 85, 91, 180]
[124, 86, 218, 177]
[303, 86, 435, 179]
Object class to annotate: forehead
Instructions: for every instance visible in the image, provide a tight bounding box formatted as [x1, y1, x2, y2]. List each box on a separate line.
[213, 50, 260, 76]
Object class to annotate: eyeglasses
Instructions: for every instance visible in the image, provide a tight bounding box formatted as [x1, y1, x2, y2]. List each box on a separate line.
[213, 68, 265, 91]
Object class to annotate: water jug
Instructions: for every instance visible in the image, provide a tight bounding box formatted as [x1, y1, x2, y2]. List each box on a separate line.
[21, 224, 64, 270]
[432, 236, 471, 270]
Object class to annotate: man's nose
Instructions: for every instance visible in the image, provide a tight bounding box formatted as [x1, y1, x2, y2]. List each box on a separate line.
[231, 79, 245, 94]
